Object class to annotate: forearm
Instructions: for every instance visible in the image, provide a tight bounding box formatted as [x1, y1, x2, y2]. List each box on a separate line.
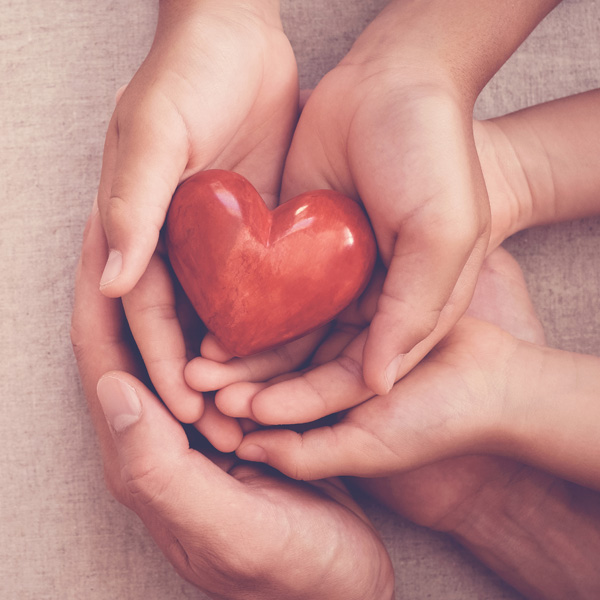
[453, 467, 600, 600]
[493, 89, 600, 231]
[497, 341, 600, 490]
[344, 0, 561, 103]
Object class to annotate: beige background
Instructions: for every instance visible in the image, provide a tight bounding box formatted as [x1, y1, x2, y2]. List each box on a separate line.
[1, 1, 599, 598]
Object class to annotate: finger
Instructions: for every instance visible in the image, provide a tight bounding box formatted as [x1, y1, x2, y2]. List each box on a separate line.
[236, 426, 381, 480]
[71, 205, 147, 473]
[122, 252, 204, 424]
[97, 94, 189, 298]
[74, 204, 251, 546]
[185, 327, 328, 392]
[193, 395, 244, 454]
[235, 355, 477, 480]
[200, 333, 235, 362]
[217, 331, 372, 424]
[362, 215, 488, 395]
[95, 371, 243, 539]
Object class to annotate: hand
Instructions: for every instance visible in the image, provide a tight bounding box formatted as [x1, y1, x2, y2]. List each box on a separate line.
[355, 258, 600, 600]
[231, 247, 542, 480]
[182, 0, 563, 416]
[99, 0, 298, 295]
[182, 107, 533, 436]
[96, 0, 298, 427]
[352, 241, 549, 529]
[71, 207, 395, 600]
[361, 456, 600, 600]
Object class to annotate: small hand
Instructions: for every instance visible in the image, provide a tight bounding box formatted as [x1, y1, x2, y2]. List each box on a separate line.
[183, 113, 528, 433]
[97, 1, 298, 296]
[96, 1, 299, 428]
[71, 207, 395, 600]
[283, 66, 491, 396]
[231, 248, 543, 480]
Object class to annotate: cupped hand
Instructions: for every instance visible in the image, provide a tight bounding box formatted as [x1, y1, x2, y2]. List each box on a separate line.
[98, 0, 298, 297]
[71, 206, 395, 600]
[97, 0, 299, 425]
[231, 247, 543, 480]
[183, 111, 528, 434]
[353, 247, 548, 530]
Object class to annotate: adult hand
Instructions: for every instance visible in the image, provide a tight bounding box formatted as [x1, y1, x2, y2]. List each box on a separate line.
[355, 254, 600, 600]
[362, 456, 600, 600]
[96, 0, 298, 424]
[71, 207, 395, 600]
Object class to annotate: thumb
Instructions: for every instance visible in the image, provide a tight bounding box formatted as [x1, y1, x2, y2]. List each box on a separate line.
[96, 371, 238, 531]
[97, 101, 188, 298]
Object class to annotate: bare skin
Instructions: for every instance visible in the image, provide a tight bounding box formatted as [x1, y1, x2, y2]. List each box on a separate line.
[71, 209, 395, 600]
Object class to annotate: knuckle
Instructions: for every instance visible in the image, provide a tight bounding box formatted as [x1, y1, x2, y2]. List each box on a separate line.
[102, 194, 128, 221]
[134, 299, 178, 323]
[121, 459, 175, 510]
[334, 354, 365, 385]
[377, 292, 442, 341]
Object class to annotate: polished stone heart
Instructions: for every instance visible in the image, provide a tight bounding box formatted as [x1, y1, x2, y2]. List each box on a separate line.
[166, 169, 376, 356]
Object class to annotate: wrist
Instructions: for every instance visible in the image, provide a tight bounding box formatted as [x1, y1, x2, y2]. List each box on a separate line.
[341, 0, 561, 109]
[489, 114, 556, 237]
[451, 467, 600, 599]
[492, 340, 600, 490]
[473, 119, 539, 251]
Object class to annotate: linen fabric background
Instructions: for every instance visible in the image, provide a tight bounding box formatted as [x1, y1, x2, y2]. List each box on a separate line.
[1, 1, 599, 598]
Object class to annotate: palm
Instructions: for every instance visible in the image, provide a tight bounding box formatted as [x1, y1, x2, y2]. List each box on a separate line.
[281, 65, 490, 392]
[122, 438, 394, 600]
[115, 11, 299, 204]
[355, 247, 548, 531]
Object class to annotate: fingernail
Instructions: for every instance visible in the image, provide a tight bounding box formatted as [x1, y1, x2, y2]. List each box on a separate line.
[237, 444, 267, 463]
[100, 249, 122, 288]
[97, 375, 142, 433]
[384, 355, 404, 393]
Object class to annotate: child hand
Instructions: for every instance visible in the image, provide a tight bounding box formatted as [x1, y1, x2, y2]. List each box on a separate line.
[182, 111, 530, 431]
[97, 0, 298, 297]
[281, 65, 491, 396]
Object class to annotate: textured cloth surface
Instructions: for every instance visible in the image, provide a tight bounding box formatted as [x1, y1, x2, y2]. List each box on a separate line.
[1, 1, 599, 599]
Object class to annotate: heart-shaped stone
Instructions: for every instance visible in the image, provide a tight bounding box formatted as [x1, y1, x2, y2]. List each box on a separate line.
[166, 170, 376, 356]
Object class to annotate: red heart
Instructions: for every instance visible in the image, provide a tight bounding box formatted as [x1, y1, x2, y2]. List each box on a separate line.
[166, 170, 376, 356]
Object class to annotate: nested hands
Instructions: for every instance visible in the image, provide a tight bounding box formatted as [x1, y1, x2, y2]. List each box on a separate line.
[72, 207, 395, 600]
[95, 0, 299, 432]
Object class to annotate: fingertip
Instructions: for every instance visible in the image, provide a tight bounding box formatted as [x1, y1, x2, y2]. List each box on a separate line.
[215, 382, 266, 421]
[194, 401, 244, 454]
[99, 249, 123, 292]
[98, 242, 157, 298]
[201, 334, 235, 362]
[362, 346, 406, 396]
[170, 389, 205, 425]
[235, 443, 268, 464]
[184, 357, 226, 392]
[96, 372, 142, 434]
